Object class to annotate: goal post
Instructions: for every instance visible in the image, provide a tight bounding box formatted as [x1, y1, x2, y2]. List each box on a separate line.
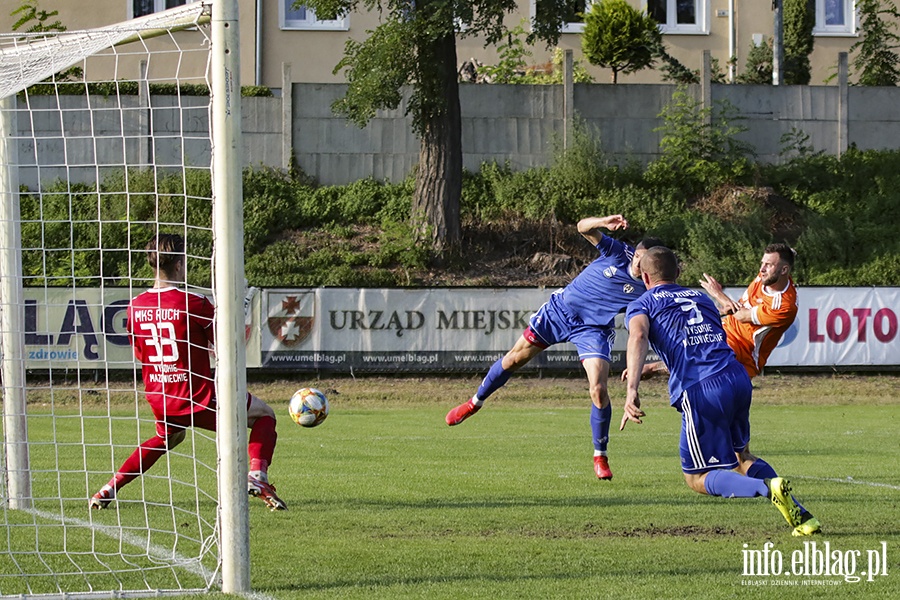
[0, 94, 30, 513]
[210, 0, 250, 593]
[0, 1, 250, 597]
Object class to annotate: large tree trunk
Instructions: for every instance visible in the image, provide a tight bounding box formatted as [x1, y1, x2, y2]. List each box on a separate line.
[412, 31, 462, 258]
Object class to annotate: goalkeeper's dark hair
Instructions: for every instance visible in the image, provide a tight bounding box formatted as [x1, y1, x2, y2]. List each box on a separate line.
[146, 233, 185, 275]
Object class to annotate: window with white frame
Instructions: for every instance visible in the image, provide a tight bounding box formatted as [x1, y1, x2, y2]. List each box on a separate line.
[131, 0, 194, 19]
[645, 0, 707, 34]
[280, 0, 349, 31]
[531, 0, 590, 34]
[814, 0, 855, 35]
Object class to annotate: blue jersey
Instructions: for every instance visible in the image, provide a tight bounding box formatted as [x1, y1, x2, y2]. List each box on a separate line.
[625, 284, 738, 405]
[561, 236, 645, 327]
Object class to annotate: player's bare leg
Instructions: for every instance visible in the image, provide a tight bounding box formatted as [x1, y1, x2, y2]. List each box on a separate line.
[583, 358, 613, 480]
[446, 335, 544, 426]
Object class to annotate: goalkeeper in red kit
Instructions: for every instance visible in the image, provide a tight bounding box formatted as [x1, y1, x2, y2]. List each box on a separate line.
[91, 233, 286, 511]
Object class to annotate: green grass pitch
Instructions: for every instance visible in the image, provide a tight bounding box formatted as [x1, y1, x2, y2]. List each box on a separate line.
[5, 374, 900, 599]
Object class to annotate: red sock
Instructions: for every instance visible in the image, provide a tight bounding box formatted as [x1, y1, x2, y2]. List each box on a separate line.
[109, 434, 169, 491]
[249, 458, 268, 473]
[248, 416, 277, 470]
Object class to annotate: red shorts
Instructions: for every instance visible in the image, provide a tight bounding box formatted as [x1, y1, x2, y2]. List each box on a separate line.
[155, 393, 252, 437]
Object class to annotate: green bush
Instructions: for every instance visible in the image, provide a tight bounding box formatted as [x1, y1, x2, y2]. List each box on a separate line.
[22, 82, 274, 97]
[243, 167, 306, 253]
[373, 221, 429, 271]
[461, 162, 551, 221]
[677, 212, 771, 286]
[19, 169, 213, 287]
[462, 121, 646, 225]
[245, 241, 402, 287]
[646, 88, 755, 196]
[591, 185, 684, 238]
[18, 130, 900, 287]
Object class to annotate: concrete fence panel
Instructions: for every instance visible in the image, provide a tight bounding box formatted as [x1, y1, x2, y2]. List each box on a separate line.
[14, 76, 900, 188]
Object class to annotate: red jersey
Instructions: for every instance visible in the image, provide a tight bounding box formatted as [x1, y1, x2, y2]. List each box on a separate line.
[722, 276, 798, 378]
[127, 287, 216, 419]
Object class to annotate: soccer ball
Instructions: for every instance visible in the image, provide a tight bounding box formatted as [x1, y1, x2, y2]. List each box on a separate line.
[289, 388, 329, 428]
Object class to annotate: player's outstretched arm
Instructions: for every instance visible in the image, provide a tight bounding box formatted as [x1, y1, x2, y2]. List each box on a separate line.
[577, 215, 628, 245]
[699, 273, 740, 315]
[621, 314, 649, 430]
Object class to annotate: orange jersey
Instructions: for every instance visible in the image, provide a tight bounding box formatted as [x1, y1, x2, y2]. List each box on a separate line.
[722, 277, 798, 378]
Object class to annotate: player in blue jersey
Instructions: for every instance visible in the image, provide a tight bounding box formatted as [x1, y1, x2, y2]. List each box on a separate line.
[621, 246, 818, 535]
[445, 214, 663, 480]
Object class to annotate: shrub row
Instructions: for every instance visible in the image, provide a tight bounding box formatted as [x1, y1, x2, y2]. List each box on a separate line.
[17, 117, 900, 288]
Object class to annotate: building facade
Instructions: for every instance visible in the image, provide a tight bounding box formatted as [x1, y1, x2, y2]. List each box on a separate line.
[0, 1, 869, 89]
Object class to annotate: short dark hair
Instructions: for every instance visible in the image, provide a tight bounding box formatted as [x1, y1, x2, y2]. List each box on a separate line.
[765, 242, 796, 269]
[146, 233, 185, 275]
[636, 237, 666, 251]
[640, 246, 679, 283]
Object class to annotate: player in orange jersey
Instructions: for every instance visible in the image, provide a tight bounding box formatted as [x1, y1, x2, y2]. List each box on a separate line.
[624, 243, 819, 535]
[628, 243, 798, 380]
[699, 242, 798, 378]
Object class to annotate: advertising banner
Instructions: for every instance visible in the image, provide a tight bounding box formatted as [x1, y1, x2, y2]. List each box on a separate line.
[22, 287, 135, 369]
[20, 286, 899, 372]
[21, 287, 262, 370]
[260, 287, 585, 372]
[260, 287, 900, 373]
[761, 287, 900, 367]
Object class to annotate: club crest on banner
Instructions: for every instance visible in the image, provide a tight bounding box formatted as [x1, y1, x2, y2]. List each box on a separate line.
[267, 292, 314, 347]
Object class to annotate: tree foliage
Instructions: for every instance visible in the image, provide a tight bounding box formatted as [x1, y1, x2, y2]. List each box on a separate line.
[476, 22, 535, 84]
[300, 0, 577, 256]
[653, 45, 728, 85]
[474, 22, 594, 84]
[10, 0, 83, 81]
[10, 0, 64, 32]
[308, 0, 560, 133]
[581, 0, 661, 83]
[331, 18, 418, 129]
[736, 39, 774, 84]
[653, 42, 700, 84]
[783, 0, 815, 84]
[733, 1, 812, 85]
[851, 0, 900, 86]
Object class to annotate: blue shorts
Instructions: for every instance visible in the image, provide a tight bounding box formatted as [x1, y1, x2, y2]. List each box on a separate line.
[525, 291, 615, 361]
[676, 362, 753, 474]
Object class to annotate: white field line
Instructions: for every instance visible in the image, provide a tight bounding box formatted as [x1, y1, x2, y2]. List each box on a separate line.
[792, 475, 900, 491]
[25, 507, 277, 600]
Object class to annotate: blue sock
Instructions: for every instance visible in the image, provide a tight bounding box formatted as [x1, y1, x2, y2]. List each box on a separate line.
[703, 469, 769, 498]
[475, 359, 513, 402]
[591, 403, 611, 454]
[746, 458, 778, 480]
[746, 459, 808, 514]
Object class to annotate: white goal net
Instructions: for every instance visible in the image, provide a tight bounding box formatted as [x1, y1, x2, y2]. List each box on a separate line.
[0, 2, 249, 597]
